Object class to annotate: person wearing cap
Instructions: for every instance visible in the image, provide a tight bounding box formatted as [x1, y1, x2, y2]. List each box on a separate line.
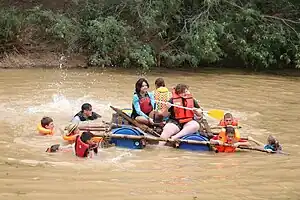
[75, 131, 99, 158]
[63, 122, 81, 144]
[72, 103, 102, 123]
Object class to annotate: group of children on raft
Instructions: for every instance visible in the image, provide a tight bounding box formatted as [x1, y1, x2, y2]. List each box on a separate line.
[38, 78, 282, 158]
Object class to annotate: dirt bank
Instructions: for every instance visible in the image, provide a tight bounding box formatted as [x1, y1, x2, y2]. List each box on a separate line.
[0, 52, 87, 69]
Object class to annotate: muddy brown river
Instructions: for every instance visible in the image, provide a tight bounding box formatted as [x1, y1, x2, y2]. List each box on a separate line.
[0, 68, 299, 200]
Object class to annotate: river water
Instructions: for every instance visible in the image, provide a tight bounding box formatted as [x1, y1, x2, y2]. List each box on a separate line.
[0, 68, 299, 200]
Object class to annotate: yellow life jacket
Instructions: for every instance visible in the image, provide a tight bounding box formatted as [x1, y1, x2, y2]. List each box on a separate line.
[153, 87, 171, 111]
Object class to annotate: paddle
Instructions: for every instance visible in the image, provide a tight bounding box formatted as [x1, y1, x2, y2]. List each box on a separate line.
[210, 126, 242, 129]
[91, 132, 211, 145]
[156, 100, 224, 120]
[110, 106, 161, 137]
[237, 146, 289, 154]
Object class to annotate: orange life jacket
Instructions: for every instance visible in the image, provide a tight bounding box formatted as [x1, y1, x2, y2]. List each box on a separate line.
[172, 90, 194, 124]
[37, 123, 54, 135]
[218, 118, 239, 126]
[215, 128, 241, 153]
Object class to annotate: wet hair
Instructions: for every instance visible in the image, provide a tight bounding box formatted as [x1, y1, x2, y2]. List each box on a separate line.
[267, 135, 282, 151]
[225, 126, 235, 135]
[155, 78, 165, 88]
[81, 103, 92, 111]
[224, 113, 233, 119]
[174, 84, 189, 94]
[135, 78, 149, 94]
[41, 117, 53, 128]
[80, 131, 94, 143]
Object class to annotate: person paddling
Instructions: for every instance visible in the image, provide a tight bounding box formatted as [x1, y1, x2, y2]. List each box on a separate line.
[159, 84, 203, 143]
[72, 103, 101, 123]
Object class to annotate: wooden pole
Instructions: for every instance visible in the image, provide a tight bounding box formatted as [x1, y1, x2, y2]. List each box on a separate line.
[92, 132, 210, 145]
[110, 106, 161, 137]
[210, 126, 242, 129]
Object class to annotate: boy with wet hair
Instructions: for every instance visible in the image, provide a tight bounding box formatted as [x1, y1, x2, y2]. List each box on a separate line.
[41, 117, 54, 129]
[72, 103, 102, 122]
[37, 116, 55, 135]
[218, 112, 239, 127]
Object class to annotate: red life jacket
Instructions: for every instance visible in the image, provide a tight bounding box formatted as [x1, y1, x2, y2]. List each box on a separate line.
[172, 90, 194, 124]
[75, 135, 89, 158]
[218, 118, 239, 126]
[138, 93, 153, 114]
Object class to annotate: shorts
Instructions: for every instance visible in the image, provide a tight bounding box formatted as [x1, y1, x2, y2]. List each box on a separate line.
[167, 119, 186, 130]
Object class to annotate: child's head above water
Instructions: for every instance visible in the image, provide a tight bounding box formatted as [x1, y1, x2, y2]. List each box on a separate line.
[64, 122, 80, 136]
[41, 117, 54, 129]
[267, 135, 282, 151]
[225, 126, 236, 143]
[80, 131, 96, 145]
[223, 113, 234, 124]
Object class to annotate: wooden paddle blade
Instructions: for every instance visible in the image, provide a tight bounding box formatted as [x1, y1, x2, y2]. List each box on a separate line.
[207, 109, 224, 120]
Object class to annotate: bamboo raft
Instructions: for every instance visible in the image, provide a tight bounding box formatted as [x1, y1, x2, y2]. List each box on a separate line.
[74, 106, 284, 154]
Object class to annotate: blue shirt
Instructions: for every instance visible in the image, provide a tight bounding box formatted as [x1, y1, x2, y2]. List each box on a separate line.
[264, 144, 282, 151]
[132, 92, 155, 119]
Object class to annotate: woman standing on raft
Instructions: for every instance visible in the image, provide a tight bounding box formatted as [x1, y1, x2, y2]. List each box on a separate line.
[160, 84, 203, 141]
[131, 78, 160, 125]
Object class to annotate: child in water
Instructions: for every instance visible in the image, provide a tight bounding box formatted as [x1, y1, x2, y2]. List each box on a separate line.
[264, 135, 282, 152]
[37, 117, 55, 135]
[63, 122, 81, 144]
[74, 131, 99, 158]
[46, 131, 99, 158]
[248, 135, 283, 153]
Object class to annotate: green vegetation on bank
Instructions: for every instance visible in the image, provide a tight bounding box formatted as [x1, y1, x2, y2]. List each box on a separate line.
[0, 0, 299, 70]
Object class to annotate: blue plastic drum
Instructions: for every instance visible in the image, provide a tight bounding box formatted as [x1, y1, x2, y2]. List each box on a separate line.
[111, 127, 145, 149]
[178, 133, 211, 151]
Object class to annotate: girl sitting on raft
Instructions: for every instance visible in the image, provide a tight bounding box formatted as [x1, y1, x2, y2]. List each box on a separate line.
[131, 78, 162, 125]
[153, 78, 171, 112]
[160, 84, 203, 142]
